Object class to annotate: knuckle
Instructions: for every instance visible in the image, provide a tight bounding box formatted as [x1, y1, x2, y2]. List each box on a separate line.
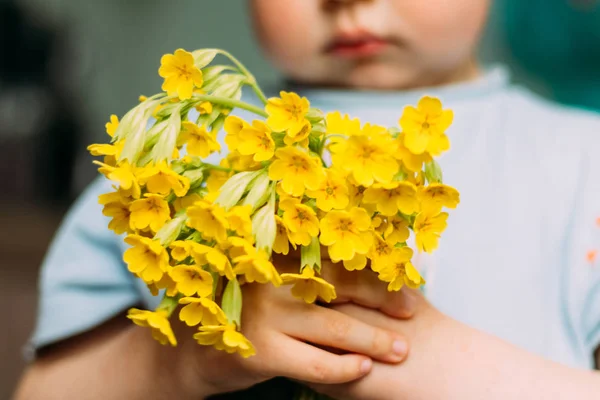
[326, 316, 352, 343]
[369, 328, 390, 356]
[308, 360, 332, 383]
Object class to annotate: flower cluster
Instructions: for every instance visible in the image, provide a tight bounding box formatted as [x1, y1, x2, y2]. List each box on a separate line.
[88, 48, 460, 357]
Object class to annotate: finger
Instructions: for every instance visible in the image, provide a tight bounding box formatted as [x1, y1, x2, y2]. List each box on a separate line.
[281, 305, 408, 363]
[263, 332, 373, 384]
[322, 262, 418, 319]
[331, 303, 395, 329]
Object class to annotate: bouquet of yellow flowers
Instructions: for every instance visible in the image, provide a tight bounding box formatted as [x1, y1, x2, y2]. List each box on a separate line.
[87, 48, 459, 360]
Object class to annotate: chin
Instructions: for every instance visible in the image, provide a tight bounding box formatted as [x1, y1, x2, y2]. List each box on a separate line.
[341, 64, 419, 91]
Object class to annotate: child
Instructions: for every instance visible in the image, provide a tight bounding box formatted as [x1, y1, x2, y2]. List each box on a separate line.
[16, 0, 600, 398]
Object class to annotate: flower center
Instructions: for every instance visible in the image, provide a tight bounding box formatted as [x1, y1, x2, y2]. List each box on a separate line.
[422, 121, 430, 129]
[338, 218, 353, 231]
[177, 65, 192, 80]
[261, 135, 271, 148]
[325, 186, 334, 195]
[289, 104, 303, 119]
[291, 156, 308, 169]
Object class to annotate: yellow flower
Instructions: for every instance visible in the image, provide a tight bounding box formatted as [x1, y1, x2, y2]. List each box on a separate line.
[206, 169, 233, 194]
[173, 193, 203, 213]
[98, 191, 132, 235]
[195, 101, 213, 115]
[94, 161, 141, 199]
[179, 297, 228, 327]
[273, 215, 295, 255]
[224, 115, 250, 152]
[305, 169, 349, 211]
[137, 161, 190, 197]
[326, 111, 361, 136]
[128, 308, 177, 346]
[233, 249, 282, 286]
[169, 240, 194, 261]
[362, 181, 419, 216]
[105, 114, 119, 137]
[347, 183, 366, 208]
[280, 198, 320, 246]
[369, 233, 396, 273]
[187, 242, 236, 280]
[129, 194, 171, 233]
[413, 211, 448, 252]
[281, 267, 337, 304]
[237, 120, 275, 162]
[266, 91, 310, 137]
[396, 133, 432, 172]
[399, 96, 453, 155]
[159, 49, 203, 100]
[219, 236, 255, 260]
[147, 272, 178, 297]
[123, 235, 169, 283]
[406, 170, 426, 187]
[223, 151, 262, 172]
[187, 200, 229, 242]
[88, 140, 125, 166]
[227, 205, 253, 240]
[180, 122, 221, 158]
[331, 133, 399, 186]
[380, 215, 410, 245]
[418, 183, 460, 213]
[194, 324, 256, 358]
[268, 146, 324, 197]
[283, 120, 311, 147]
[377, 248, 424, 291]
[170, 265, 214, 297]
[319, 207, 373, 264]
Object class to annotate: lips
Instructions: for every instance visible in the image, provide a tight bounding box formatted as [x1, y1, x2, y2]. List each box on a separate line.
[326, 33, 390, 58]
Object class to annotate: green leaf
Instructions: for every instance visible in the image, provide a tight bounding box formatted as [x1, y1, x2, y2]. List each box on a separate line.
[211, 75, 246, 98]
[215, 170, 262, 209]
[222, 279, 243, 328]
[202, 65, 232, 84]
[203, 73, 245, 95]
[154, 215, 187, 246]
[243, 171, 271, 211]
[301, 236, 321, 273]
[193, 49, 218, 69]
[424, 160, 443, 184]
[251, 189, 276, 254]
[306, 107, 325, 123]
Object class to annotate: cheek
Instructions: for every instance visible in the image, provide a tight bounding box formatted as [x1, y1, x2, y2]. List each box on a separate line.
[250, 0, 323, 74]
[397, 0, 489, 60]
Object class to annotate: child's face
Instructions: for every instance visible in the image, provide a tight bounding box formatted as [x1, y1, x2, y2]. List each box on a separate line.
[250, 0, 489, 90]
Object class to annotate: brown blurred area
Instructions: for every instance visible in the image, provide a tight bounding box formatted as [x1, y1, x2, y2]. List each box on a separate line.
[0, 1, 79, 397]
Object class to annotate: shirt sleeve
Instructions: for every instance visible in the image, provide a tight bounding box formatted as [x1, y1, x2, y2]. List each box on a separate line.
[29, 178, 142, 351]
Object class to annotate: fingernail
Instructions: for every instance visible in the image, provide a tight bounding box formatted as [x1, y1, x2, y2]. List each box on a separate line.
[360, 359, 372, 374]
[393, 340, 408, 357]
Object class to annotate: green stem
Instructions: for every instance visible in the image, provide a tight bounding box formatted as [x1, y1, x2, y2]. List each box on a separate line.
[190, 94, 267, 118]
[216, 50, 269, 105]
[156, 294, 180, 316]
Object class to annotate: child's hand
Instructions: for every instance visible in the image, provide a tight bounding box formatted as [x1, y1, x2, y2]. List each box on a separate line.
[174, 259, 416, 397]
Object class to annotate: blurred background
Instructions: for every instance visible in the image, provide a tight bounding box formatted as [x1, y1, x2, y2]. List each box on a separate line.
[0, 0, 598, 397]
